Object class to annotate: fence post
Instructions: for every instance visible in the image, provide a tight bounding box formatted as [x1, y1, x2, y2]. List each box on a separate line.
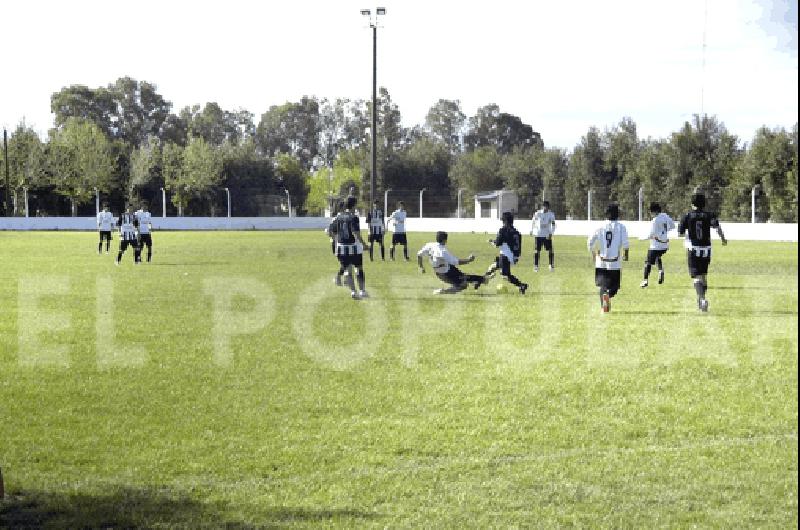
[419, 188, 426, 218]
[751, 185, 759, 223]
[587, 189, 593, 220]
[638, 186, 644, 222]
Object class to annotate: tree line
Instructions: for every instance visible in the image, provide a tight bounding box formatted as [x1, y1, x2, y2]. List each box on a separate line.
[1, 76, 796, 221]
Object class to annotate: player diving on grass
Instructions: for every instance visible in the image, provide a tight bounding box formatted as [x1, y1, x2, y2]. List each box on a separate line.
[327, 196, 369, 300]
[365, 199, 386, 261]
[417, 231, 487, 294]
[641, 202, 675, 288]
[588, 203, 629, 313]
[677, 192, 727, 312]
[485, 211, 528, 294]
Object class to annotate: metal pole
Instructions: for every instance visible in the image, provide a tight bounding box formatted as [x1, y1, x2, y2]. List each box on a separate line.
[751, 185, 758, 223]
[419, 188, 426, 218]
[286, 190, 292, 218]
[3, 129, 9, 217]
[161, 187, 166, 218]
[587, 189, 593, 220]
[370, 23, 377, 208]
[95, 187, 100, 215]
[384, 188, 392, 221]
[225, 187, 231, 217]
[457, 188, 466, 218]
[638, 186, 644, 222]
[24, 186, 28, 217]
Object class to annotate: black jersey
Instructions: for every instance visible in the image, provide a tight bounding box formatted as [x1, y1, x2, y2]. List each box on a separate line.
[495, 226, 522, 258]
[365, 208, 384, 226]
[678, 210, 719, 247]
[328, 212, 360, 245]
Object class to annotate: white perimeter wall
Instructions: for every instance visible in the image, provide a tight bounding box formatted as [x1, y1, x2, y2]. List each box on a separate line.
[0, 216, 796, 242]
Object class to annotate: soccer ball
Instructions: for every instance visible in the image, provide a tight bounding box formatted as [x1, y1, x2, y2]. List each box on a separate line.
[496, 282, 509, 294]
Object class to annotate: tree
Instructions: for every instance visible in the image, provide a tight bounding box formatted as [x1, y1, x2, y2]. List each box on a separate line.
[6, 122, 45, 215]
[129, 136, 162, 201]
[605, 117, 642, 216]
[256, 97, 320, 169]
[565, 127, 605, 219]
[273, 153, 309, 212]
[449, 145, 504, 195]
[464, 104, 543, 153]
[425, 99, 466, 154]
[47, 118, 115, 216]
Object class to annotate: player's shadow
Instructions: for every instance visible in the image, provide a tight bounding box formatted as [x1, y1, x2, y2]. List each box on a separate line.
[0, 487, 380, 528]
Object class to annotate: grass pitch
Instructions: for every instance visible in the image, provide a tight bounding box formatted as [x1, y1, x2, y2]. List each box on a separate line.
[0, 230, 797, 528]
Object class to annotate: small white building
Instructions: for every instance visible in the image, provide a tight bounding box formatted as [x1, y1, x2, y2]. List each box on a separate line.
[474, 190, 519, 219]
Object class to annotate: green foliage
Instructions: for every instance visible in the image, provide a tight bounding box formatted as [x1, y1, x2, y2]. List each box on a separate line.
[305, 163, 361, 215]
[449, 145, 504, 194]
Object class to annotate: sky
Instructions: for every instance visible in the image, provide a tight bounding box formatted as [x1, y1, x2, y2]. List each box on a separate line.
[1, 0, 796, 150]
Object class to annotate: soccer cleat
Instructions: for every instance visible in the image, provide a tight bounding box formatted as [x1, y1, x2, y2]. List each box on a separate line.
[114, 260, 120, 266]
[640, 280, 649, 288]
[433, 288, 444, 295]
[601, 293, 610, 313]
[350, 291, 360, 300]
[519, 283, 528, 295]
[549, 265, 554, 272]
[359, 290, 369, 298]
[658, 269, 665, 284]
[534, 266, 539, 272]
[699, 298, 709, 312]
[334, 275, 343, 287]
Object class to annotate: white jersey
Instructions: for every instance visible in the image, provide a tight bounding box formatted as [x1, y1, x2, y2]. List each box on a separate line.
[588, 220, 629, 270]
[135, 210, 152, 234]
[97, 211, 114, 231]
[417, 242, 459, 274]
[648, 212, 675, 251]
[531, 209, 556, 237]
[389, 209, 407, 233]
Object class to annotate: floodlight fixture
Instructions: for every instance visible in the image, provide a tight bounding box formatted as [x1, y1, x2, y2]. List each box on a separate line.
[376, 7, 386, 15]
[361, 9, 371, 16]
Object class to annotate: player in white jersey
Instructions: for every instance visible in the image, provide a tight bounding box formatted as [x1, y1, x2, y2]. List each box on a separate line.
[134, 203, 154, 263]
[531, 201, 556, 271]
[417, 231, 486, 294]
[365, 200, 386, 261]
[640, 202, 675, 288]
[116, 205, 140, 265]
[388, 201, 409, 261]
[96, 204, 115, 254]
[587, 204, 629, 313]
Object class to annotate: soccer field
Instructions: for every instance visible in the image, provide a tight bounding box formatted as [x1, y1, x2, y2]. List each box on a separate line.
[0, 231, 797, 528]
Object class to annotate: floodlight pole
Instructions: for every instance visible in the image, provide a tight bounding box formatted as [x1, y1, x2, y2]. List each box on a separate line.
[457, 188, 466, 218]
[384, 188, 392, 221]
[3, 128, 9, 217]
[638, 186, 644, 222]
[362, 7, 386, 209]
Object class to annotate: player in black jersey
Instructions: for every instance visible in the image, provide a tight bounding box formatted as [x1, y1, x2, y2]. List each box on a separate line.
[326, 196, 369, 299]
[677, 193, 727, 312]
[486, 212, 528, 294]
[365, 200, 386, 261]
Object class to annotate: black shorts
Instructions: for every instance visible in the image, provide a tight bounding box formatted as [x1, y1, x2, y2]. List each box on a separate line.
[139, 233, 153, 247]
[436, 267, 465, 286]
[119, 239, 138, 252]
[368, 229, 384, 243]
[392, 233, 407, 245]
[595, 268, 621, 297]
[687, 250, 711, 277]
[496, 255, 516, 276]
[646, 248, 667, 265]
[99, 230, 112, 241]
[535, 237, 552, 252]
[337, 252, 363, 269]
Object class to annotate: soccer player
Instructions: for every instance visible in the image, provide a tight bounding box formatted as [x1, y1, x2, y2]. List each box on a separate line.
[116, 205, 140, 265]
[365, 199, 386, 261]
[641, 202, 675, 288]
[677, 192, 727, 312]
[417, 231, 486, 294]
[327, 196, 369, 299]
[531, 201, 556, 271]
[387, 201, 409, 261]
[588, 204, 629, 313]
[486, 211, 528, 294]
[134, 202, 153, 263]
[96, 204, 114, 254]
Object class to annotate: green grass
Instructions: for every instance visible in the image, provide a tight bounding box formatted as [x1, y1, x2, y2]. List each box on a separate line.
[0, 230, 797, 528]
